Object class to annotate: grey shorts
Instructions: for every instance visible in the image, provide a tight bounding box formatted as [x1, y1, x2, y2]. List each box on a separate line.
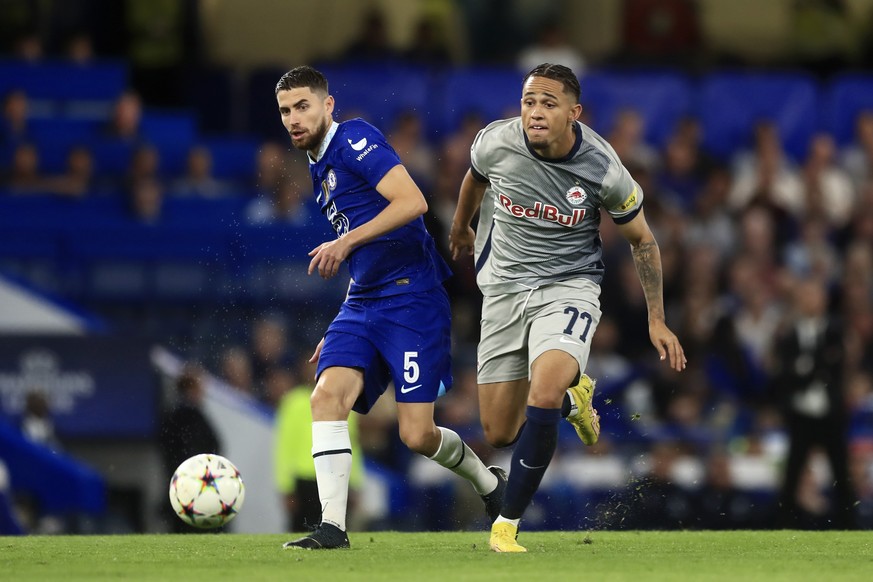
[477, 278, 602, 384]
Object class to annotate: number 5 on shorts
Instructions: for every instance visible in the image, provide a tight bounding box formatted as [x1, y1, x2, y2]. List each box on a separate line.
[404, 351, 420, 383]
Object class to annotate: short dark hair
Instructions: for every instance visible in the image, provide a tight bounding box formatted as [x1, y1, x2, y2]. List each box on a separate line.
[275, 65, 329, 96]
[523, 63, 580, 103]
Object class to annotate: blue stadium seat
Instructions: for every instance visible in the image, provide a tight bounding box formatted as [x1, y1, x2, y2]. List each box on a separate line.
[580, 70, 694, 147]
[89, 138, 135, 176]
[822, 73, 873, 146]
[68, 225, 230, 301]
[27, 118, 102, 173]
[431, 66, 522, 137]
[232, 224, 344, 302]
[314, 64, 432, 131]
[0, 59, 127, 102]
[200, 136, 261, 180]
[140, 111, 199, 175]
[698, 72, 820, 162]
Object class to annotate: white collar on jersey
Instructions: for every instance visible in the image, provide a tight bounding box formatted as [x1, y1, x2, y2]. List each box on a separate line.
[308, 120, 339, 164]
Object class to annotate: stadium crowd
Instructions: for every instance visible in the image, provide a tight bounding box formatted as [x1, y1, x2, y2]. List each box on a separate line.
[2, 2, 873, 533]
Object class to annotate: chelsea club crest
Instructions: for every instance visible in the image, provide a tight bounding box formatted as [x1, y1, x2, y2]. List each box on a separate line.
[327, 169, 337, 191]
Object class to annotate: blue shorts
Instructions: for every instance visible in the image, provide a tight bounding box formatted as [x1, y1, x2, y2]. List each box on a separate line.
[316, 285, 453, 414]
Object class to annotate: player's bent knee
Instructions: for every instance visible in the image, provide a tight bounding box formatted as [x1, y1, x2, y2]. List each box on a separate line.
[482, 423, 519, 449]
[398, 425, 439, 456]
[309, 385, 354, 420]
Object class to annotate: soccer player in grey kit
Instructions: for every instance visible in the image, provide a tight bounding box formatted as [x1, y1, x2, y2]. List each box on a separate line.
[449, 63, 687, 552]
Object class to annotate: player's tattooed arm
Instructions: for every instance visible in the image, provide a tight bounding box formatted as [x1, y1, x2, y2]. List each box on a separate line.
[630, 239, 665, 323]
[615, 208, 686, 371]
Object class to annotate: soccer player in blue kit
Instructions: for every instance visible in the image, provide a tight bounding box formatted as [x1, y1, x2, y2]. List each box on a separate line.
[276, 66, 506, 550]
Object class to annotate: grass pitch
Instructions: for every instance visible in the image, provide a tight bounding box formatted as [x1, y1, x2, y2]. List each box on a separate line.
[2, 530, 871, 581]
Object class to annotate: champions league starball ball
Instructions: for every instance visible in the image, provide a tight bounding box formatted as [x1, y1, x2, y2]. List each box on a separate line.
[168, 453, 246, 529]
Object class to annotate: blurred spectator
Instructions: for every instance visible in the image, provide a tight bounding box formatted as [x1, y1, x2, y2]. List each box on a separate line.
[729, 122, 804, 218]
[125, 143, 162, 189]
[684, 166, 737, 260]
[13, 30, 43, 62]
[732, 278, 782, 386]
[402, 17, 452, 67]
[800, 133, 855, 228]
[341, 9, 399, 63]
[170, 146, 230, 198]
[274, 356, 364, 532]
[517, 19, 585, 75]
[250, 316, 293, 400]
[656, 134, 705, 212]
[65, 31, 95, 65]
[606, 109, 659, 172]
[127, 177, 164, 224]
[105, 91, 143, 141]
[387, 111, 437, 189]
[158, 363, 221, 475]
[246, 177, 312, 225]
[616, 442, 695, 529]
[219, 346, 255, 397]
[840, 110, 873, 190]
[770, 276, 857, 528]
[20, 391, 61, 451]
[3, 142, 47, 194]
[782, 215, 840, 284]
[250, 141, 288, 199]
[439, 111, 484, 188]
[735, 202, 788, 280]
[158, 364, 221, 532]
[263, 367, 296, 411]
[694, 452, 768, 529]
[47, 145, 95, 198]
[1, 90, 29, 143]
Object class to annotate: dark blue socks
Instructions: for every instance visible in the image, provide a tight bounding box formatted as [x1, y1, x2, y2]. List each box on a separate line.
[501, 405, 561, 520]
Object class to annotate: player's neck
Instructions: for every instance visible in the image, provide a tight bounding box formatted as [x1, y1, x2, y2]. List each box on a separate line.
[532, 126, 578, 160]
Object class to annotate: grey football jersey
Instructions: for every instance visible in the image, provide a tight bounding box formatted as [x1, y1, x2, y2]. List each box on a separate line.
[470, 117, 643, 296]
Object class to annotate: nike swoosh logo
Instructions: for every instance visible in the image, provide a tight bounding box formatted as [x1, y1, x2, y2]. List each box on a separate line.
[348, 137, 367, 151]
[519, 459, 546, 470]
[559, 336, 581, 346]
[400, 384, 422, 394]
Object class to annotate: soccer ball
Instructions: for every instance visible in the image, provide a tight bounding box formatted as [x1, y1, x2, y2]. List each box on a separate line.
[169, 453, 245, 529]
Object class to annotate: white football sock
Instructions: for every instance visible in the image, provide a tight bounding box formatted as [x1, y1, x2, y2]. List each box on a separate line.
[311, 420, 352, 531]
[495, 515, 521, 527]
[429, 426, 498, 495]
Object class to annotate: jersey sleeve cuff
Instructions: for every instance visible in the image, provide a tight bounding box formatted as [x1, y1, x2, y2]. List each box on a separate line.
[470, 165, 489, 183]
[611, 206, 642, 225]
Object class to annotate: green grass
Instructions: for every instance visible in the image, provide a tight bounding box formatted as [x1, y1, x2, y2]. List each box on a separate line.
[2, 531, 871, 581]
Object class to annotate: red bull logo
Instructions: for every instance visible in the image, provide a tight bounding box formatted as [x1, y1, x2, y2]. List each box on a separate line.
[498, 193, 586, 227]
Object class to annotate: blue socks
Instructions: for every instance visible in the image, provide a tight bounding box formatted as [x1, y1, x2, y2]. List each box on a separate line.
[500, 405, 561, 520]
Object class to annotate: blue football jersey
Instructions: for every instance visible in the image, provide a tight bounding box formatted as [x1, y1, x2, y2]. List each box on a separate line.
[309, 118, 452, 298]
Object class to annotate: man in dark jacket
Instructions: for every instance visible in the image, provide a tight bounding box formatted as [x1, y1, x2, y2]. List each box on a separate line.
[159, 364, 221, 532]
[771, 277, 856, 529]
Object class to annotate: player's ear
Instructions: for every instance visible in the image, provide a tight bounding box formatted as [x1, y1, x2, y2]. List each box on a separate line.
[324, 94, 335, 116]
[570, 103, 582, 121]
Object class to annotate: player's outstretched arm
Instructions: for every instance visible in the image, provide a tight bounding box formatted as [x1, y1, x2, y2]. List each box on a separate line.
[615, 209, 687, 372]
[308, 164, 427, 278]
[449, 169, 488, 260]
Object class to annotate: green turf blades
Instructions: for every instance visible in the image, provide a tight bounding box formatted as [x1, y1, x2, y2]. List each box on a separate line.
[2, 531, 872, 582]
